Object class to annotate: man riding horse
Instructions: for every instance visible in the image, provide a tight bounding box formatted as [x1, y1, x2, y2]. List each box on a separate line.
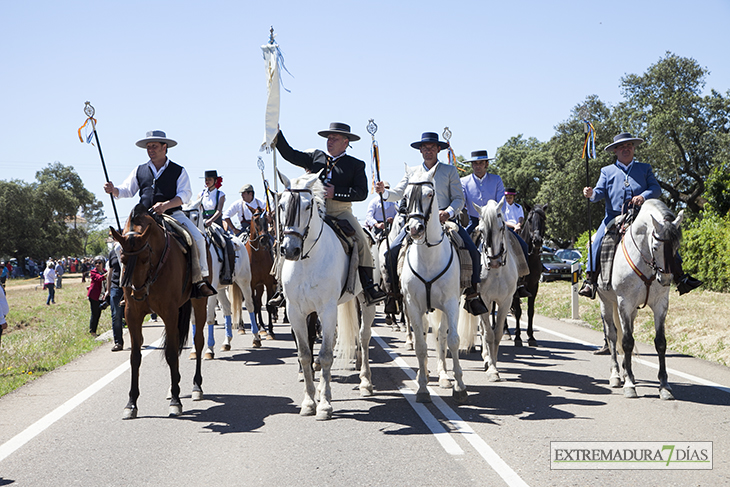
[103, 130, 216, 297]
[223, 183, 268, 237]
[375, 132, 488, 316]
[269, 122, 387, 307]
[579, 132, 702, 300]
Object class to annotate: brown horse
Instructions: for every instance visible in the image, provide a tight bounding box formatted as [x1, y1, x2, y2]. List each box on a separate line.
[110, 203, 208, 419]
[245, 205, 277, 340]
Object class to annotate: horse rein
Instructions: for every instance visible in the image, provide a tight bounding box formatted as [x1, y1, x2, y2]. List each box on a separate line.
[405, 181, 445, 247]
[622, 219, 672, 308]
[281, 188, 324, 260]
[120, 225, 171, 301]
[482, 210, 507, 268]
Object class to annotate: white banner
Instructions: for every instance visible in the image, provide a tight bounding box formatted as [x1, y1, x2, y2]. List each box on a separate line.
[260, 43, 280, 153]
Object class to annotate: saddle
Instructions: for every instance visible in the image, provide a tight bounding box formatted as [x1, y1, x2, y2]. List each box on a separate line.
[205, 222, 236, 285]
[597, 210, 636, 291]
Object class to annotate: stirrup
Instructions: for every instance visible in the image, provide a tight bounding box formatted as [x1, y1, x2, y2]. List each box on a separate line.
[194, 281, 217, 298]
[363, 285, 387, 306]
[463, 292, 488, 316]
[517, 285, 532, 298]
[578, 280, 596, 299]
[676, 275, 702, 295]
[384, 294, 400, 314]
[267, 291, 286, 308]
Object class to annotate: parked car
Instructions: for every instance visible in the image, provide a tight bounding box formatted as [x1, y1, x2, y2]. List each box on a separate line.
[540, 252, 574, 282]
[555, 249, 582, 264]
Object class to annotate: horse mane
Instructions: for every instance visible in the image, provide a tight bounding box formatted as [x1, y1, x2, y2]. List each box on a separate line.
[635, 199, 679, 237]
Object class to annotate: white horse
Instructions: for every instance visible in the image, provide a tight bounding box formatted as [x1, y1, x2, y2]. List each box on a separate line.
[278, 171, 376, 420]
[184, 205, 258, 358]
[400, 167, 467, 404]
[458, 197, 519, 382]
[598, 199, 682, 400]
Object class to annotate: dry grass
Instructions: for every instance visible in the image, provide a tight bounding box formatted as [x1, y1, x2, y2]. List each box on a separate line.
[534, 281, 730, 367]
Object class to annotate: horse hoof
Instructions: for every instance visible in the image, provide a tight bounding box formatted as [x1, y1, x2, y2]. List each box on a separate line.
[220, 343, 231, 352]
[298, 372, 304, 382]
[268, 332, 276, 340]
[360, 385, 374, 397]
[192, 390, 203, 401]
[253, 338, 262, 348]
[300, 404, 316, 416]
[169, 405, 183, 417]
[313, 362, 322, 372]
[315, 407, 333, 421]
[660, 388, 675, 401]
[609, 377, 622, 388]
[439, 377, 453, 389]
[624, 387, 638, 398]
[514, 337, 523, 347]
[416, 392, 431, 403]
[452, 389, 468, 404]
[204, 351, 215, 360]
[237, 328, 246, 335]
[122, 407, 137, 420]
[502, 334, 512, 341]
[189, 351, 197, 360]
[528, 338, 538, 347]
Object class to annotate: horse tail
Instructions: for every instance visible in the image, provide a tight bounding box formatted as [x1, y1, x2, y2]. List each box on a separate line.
[230, 281, 243, 328]
[458, 297, 479, 352]
[333, 299, 360, 371]
[175, 299, 192, 356]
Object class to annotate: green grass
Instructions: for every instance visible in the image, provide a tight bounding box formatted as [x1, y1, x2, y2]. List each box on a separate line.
[0, 276, 111, 396]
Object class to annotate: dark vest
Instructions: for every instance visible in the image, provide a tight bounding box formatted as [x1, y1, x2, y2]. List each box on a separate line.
[136, 161, 183, 214]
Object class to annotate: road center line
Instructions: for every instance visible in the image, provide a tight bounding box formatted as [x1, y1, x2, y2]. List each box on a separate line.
[0, 337, 164, 464]
[372, 331, 530, 487]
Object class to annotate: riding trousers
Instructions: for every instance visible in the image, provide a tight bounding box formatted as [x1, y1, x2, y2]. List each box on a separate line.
[169, 209, 209, 279]
[326, 199, 374, 268]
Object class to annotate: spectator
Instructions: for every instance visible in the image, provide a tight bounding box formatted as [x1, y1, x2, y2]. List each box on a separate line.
[106, 245, 125, 351]
[87, 256, 106, 337]
[55, 260, 64, 289]
[0, 262, 7, 289]
[44, 262, 56, 305]
[0, 283, 8, 346]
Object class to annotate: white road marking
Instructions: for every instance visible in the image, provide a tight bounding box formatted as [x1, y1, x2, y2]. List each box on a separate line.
[0, 337, 164, 463]
[372, 331, 530, 487]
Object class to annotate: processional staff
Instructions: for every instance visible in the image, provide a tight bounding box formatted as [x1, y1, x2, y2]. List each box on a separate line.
[579, 107, 596, 277]
[78, 101, 122, 231]
[367, 119, 391, 243]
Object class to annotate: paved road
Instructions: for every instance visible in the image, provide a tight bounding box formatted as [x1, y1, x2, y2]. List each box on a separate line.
[1, 307, 728, 486]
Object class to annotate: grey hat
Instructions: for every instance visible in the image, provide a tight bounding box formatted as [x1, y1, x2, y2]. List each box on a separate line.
[239, 184, 254, 193]
[464, 150, 496, 163]
[92, 255, 106, 265]
[604, 132, 644, 152]
[317, 122, 360, 141]
[136, 130, 178, 149]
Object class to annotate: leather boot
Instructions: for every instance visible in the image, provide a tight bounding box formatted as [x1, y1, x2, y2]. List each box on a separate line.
[672, 260, 703, 295]
[516, 277, 532, 298]
[384, 294, 401, 314]
[463, 286, 488, 315]
[578, 272, 596, 299]
[358, 267, 387, 306]
[267, 290, 286, 308]
[193, 280, 217, 298]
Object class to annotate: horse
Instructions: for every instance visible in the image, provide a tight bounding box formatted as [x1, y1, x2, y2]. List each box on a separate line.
[598, 199, 682, 400]
[399, 166, 467, 404]
[184, 203, 258, 356]
[277, 170, 376, 420]
[510, 203, 548, 347]
[368, 224, 406, 333]
[246, 205, 278, 341]
[458, 197, 519, 382]
[110, 204, 208, 419]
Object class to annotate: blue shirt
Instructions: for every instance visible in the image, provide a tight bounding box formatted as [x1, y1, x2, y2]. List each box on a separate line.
[461, 172, 504, 218]
[591, 160, 661, 224]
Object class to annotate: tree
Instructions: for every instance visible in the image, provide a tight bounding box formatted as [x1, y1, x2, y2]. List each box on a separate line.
[492, 135, 550, 210]
[618, 52, 730, 213]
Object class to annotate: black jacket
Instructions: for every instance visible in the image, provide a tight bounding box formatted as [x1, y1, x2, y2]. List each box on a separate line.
[276, 131, 368, 203]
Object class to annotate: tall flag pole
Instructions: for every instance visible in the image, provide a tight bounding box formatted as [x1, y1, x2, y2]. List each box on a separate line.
[78, 101, 122, 231]
[367, 119, 390, 248]
[579, 106, 596, 278]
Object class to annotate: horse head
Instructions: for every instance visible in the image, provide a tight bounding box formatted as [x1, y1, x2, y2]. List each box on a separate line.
[403, 165, 440, 245]
[475, 197, 507, 268]
[524, 203, 548, 251]
[632, 200, 683, 286]
[248, 205, 272, 252]
[278, 171, 324, 260]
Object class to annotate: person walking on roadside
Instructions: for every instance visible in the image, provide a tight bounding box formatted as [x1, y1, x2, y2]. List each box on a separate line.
[43, 262, 56, 305]
[0, 284, 8, 346]
[87, 256, 106, 337]
[105, 244, 125, 351]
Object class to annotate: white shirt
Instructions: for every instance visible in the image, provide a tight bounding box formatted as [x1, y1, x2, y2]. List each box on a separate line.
[115, 158, 193, 204]
[223, 197, 266, 223]
[503, 201, 524, 226]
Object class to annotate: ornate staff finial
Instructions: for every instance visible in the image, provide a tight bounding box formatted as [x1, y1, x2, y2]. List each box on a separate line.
[578, 105, 589, 121]
[84, 101, 95, 118]
[367, 119, 377, 137]
[442, 126, 452, 142]
[257, 156, 265, 172]
[269, 26, 276, 44]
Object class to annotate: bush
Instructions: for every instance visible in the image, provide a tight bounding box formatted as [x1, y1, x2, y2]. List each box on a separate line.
[681, 212, 730, 293]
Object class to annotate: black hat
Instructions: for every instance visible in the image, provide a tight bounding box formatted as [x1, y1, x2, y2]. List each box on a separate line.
[410, 132, 449, 150]
[504, 188, 517, 195]
[317, 122, 360, 141]
[465, 150, 496, 163]
[604, 132, 644, 152]
[204, 170, 218, 179]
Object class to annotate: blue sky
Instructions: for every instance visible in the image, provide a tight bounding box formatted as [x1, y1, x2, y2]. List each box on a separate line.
[1, 0, 728, 227]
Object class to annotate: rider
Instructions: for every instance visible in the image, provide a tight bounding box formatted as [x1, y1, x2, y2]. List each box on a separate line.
[272, 122, 387, 306]
[579, 132, 702, 299]
[103, 130, 216, 297]
[191, 170, 226, 227]
[365, 181, 397, 236]
[223, 184, 266, 236]
[375, 132, 488, 316]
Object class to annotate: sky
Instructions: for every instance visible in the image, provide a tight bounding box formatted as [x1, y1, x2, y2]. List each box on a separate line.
[1, 0, 729, 229]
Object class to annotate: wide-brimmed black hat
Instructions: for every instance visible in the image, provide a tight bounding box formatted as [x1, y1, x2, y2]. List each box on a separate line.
[504, 187, 517, 195]
[464, 150, 496, 163]
[135, 130, 177, 148]
[317, 122, 360, 141]
[204, 170, 218, 179]
[410, 132, 449, 150]
[604, 132, 644, 152]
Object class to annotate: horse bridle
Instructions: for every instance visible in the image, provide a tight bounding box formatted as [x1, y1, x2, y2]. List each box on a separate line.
[405, 181, 445, 247]
[247, 209, 270, 252]
[482, 209, 507, 268]
[120, 225, 171, 301]
[622, 218, 674, 308]
[281, 188, 324, 259]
